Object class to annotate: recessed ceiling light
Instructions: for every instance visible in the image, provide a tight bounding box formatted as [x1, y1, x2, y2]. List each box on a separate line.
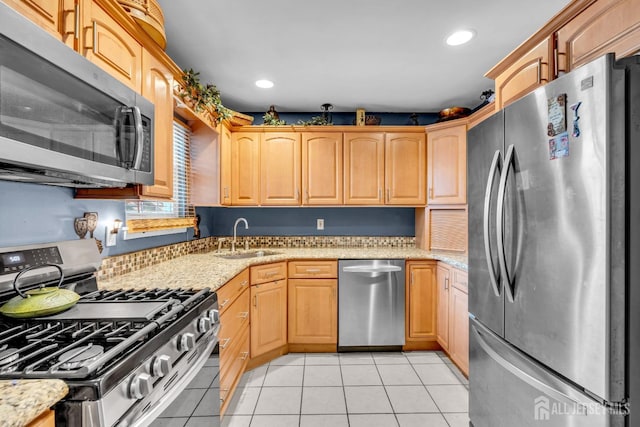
[255, 79, 274, 89]
[446, 30, 475, 46]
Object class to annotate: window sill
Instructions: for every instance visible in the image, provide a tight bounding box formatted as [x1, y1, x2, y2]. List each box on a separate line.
[126, 217, 195, 234]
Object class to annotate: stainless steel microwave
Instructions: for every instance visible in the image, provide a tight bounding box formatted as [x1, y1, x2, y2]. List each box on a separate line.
[0, 2, 154, 188]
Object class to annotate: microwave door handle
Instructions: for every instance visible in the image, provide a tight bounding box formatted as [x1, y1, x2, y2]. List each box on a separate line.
[115, 106, 127, 168]
[496, 144, 515, 303]
[131, 106, 144, 170]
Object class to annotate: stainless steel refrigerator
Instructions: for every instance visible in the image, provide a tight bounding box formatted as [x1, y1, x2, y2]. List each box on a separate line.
[467, 53, 640, 427]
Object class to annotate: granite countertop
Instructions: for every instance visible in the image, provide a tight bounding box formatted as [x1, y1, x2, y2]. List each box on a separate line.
[99, 247, 467, 291]
[0, 380, 68, 427]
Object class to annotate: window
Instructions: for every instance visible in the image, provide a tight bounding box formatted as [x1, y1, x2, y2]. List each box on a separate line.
[125, 119, 195, 234]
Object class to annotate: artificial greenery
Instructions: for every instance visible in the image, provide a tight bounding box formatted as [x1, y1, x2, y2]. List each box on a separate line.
[296, 115, 332, 126]
[178, 68, 231, 126]
[262, 111, 287, 126]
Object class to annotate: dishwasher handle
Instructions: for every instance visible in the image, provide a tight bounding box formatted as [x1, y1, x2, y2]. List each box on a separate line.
[342, 265, 402, 274]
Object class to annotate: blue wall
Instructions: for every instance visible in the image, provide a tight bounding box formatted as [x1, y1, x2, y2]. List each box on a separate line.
[197, 207, 415, 237]
[0, 181, 415, 256]
[247, 111, 439, 126]
[0, 181, 192, 256]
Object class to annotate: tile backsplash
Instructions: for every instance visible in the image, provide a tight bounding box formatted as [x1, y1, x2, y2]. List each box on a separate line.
[97, 235, 415, 281]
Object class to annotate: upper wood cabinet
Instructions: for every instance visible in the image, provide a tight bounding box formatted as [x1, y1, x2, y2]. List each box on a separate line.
[492, 38, 552, 109]
[426, 123, 466, 205]
[302, 133, 343, 205]
[82, 0, 142, 92]
[385, 132, 426, 205]
[405, 261, 437, 348]
[4, 0, 76, 47]
[556, 0, 640, 73]
[140, 49, 173, 199]
[260, 133, 301, 206]
[343, 132, 385, 205]
[219, 123, 232, 206]
[231, 132, 260, 205]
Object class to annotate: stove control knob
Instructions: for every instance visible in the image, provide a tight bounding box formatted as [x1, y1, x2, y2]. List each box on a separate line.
[129, 373, 153, 400]
[178, 332, 196, 352]
[151, 355, 172, 377]
[207, 309, 220, 324]
[198, 317, 212, 333]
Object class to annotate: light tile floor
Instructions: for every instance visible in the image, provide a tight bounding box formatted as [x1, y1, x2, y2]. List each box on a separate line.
[151, 351, 469, 427]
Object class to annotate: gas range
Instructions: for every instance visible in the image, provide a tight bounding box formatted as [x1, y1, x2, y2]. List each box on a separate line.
[0, 240, 220, 427]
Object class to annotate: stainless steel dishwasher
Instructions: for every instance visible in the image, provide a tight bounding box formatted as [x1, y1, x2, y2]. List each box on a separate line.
[338, 259, 405, 350]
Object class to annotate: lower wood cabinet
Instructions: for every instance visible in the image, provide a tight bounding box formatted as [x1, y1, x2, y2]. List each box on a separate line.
[449, 270, 469, 375]
[220, 324, 249, 416]
[436, 264, 451, 351]
[288, 278, 337, 345]
[435, 262, 469, 376]
[26, 409, 55, 427]
[250, 279, 287, 358]
[405, 261, 438, 349]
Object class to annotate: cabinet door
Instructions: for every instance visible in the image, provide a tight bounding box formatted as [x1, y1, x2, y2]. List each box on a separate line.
[83, 0, 142, 92]
[250, 280, 287, 358]
[219, 124, 232, 206]
[494, 38, 551, 108]
[556, 0, 640, 74]
[231, 133, 260, 205]
[449, 285, 469, 375]
[385, 133, 426, 205]
[427, 124, 467, 205]
[4, 0, 76, 47]
[288, 279, 337, 344]
[140, 49, 173, 199]
[344, 133, 384, 205]
[406, 262, 437, 341]
[436, 264, 451, 350]
[302, 133, 343, 205]
[260, 133, 301, 205]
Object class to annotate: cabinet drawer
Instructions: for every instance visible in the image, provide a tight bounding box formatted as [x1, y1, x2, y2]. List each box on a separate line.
[452, 269, 468, 293]
[288, 260, 337, 278]
[250, 262, 286, 285]
[217, 269, 250, 314]
[219, 288, 250, 354]
[220, 324, 249, 410]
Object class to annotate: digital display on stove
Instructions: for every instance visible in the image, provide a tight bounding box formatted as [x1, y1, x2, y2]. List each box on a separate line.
[2, 252, 25, 265]
[0, 247, 62, 275]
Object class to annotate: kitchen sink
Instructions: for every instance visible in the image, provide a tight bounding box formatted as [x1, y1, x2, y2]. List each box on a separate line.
[215, 250, 281, 260]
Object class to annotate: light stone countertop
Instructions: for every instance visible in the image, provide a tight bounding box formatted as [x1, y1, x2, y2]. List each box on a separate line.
[98, 247, 467, 291]
[0, 379, 68, 427]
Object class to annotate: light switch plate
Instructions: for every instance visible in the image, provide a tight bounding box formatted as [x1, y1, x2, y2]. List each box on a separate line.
[317, 219, 324, 230]
[106, 226, 117, 247]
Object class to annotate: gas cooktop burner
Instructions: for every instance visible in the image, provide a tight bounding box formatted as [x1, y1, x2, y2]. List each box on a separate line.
[58, 344, 104, 370]
[0, 347, 18, 366]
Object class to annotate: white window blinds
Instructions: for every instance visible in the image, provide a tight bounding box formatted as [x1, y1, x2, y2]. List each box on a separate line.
[124, 120, 195, 232]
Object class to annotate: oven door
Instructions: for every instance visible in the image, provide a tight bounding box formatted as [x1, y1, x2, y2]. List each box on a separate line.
[0, 3, 153, 187]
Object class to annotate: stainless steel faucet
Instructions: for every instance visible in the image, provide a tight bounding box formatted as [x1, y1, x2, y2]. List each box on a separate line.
[231, 217, 249, 252]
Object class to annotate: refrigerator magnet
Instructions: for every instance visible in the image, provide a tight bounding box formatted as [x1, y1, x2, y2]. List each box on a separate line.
[549, 132, 569, 160]
[547, 94, 567, 136]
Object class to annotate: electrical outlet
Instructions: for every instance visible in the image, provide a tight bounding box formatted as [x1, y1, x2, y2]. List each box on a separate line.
[106, 230, 117, 247]
[317, 219, 324, 230]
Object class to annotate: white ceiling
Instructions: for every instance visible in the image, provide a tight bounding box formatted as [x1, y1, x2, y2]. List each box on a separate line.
[157, 0, 571, 113]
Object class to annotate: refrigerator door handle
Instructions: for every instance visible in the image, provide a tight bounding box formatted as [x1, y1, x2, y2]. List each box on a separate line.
[496, 144, 515, 302]
[483, 149, 502, 297]
[472, 322, 599, 411]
